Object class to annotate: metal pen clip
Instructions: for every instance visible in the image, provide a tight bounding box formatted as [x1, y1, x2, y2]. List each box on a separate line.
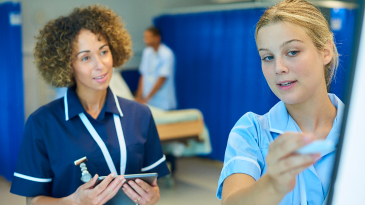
[74, 156, 92, 183]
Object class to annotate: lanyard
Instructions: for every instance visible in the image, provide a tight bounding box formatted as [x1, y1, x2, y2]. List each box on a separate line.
[79, 112, 127, 175]
[299, 172, 329, 205]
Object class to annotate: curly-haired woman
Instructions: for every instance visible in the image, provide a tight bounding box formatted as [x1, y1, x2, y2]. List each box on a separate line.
[10, 5, 169, 205]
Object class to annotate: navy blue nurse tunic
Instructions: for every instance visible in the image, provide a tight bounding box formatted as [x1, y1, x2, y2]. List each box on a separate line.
[10, 87, 169, 201]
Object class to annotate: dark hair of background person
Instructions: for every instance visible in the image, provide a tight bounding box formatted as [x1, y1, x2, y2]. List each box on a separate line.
[146, 26, 161, 37]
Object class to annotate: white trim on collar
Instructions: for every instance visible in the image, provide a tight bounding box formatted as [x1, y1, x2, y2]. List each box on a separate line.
[113, 94, 123, 117]
[64, 89, 69, 121]
[64, 89, 123, 121]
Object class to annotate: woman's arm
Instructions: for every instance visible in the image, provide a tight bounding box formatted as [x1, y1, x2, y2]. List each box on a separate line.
[221, 133, 320, 205]
[222, 174, 284, 205]
[136, 76, 144, 103]
[27, 173, 125, 205]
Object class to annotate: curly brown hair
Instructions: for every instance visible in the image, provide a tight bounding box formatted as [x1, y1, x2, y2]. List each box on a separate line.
[34, 5, 132, 87]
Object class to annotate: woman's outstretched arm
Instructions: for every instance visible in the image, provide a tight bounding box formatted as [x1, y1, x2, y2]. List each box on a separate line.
[221, 133, 319, 205]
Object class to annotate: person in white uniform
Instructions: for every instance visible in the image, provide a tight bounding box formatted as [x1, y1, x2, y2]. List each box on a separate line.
[136, 27, 177, 110]
[218, 0, 342, 204]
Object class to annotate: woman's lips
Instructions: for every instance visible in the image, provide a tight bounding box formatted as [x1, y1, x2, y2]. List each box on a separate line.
[277, 81, 297, 91]
[93, 73, 108, 83]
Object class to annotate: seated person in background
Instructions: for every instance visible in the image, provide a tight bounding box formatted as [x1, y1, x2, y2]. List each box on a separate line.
[10, 5, 169, 205]
[136, 27, 177, 111]
[218, 0, 343, 204]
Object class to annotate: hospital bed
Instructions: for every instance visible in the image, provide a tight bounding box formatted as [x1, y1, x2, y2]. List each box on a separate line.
[109, 69, 211, 156]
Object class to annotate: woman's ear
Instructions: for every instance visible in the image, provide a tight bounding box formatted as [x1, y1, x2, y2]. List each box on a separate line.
[323, 41, 333, 66]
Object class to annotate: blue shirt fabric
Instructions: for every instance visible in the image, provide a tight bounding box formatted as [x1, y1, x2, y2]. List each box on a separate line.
[139, 43, 177, 110]
[217, 94, 344, 205]
[10, 87, 169, 199]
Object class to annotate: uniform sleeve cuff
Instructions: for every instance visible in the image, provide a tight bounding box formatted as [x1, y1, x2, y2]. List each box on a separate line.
[216, 157, 261, 200]
[10, 174, 52, 197]
[141, 155, 170, 178]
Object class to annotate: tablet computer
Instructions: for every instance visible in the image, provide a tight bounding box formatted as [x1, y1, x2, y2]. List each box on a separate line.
[95, 173, 158, 187]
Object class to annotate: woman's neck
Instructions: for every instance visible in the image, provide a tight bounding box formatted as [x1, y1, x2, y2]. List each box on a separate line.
[75, 86, 107, 119]
[285, 87, 337, 140]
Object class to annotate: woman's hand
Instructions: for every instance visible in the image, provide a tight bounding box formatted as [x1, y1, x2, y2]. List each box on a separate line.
[265, 132, 320, 195]
[122, 178, 160, 205]
[71, 173, 125, 205]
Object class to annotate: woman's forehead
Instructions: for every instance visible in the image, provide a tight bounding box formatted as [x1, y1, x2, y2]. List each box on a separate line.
[256, 22, 311, 49]
[73, 29, 108, 51]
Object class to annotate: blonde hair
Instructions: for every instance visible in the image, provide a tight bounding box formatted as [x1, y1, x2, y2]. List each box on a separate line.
[255, 0, 338, 88]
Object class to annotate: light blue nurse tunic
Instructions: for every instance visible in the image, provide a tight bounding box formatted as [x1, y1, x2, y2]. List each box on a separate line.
[217, 93, 344, 205]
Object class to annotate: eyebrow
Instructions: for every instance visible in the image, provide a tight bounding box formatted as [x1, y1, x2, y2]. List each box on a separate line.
[258, 39, 304, 52]
[76, 44, 108, 56]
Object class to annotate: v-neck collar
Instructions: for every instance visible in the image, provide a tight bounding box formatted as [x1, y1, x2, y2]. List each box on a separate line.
[64, 87, 123, 121]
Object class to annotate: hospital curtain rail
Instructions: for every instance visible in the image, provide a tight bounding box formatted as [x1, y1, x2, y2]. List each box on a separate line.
[154, 7, 356, 161]
[0, 2, 24, 181]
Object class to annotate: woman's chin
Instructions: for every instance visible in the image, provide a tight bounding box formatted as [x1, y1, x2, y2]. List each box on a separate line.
[276, 92, 304, 105]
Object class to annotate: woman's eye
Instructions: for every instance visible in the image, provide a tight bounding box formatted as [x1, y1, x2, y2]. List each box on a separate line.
[288, 51, 299, 56]
[101, 51, 108, 55]
[263, 56, 274, 61]
[82, 56, 89, 61]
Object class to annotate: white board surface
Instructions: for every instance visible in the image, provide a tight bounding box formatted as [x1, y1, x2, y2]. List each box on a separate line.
[332, 5, 365, 205]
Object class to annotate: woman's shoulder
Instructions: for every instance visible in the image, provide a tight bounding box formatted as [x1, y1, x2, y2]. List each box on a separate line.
[229, 111, 272, 148]
[232, 112, 270, 133]
[28, 98, 65, 123]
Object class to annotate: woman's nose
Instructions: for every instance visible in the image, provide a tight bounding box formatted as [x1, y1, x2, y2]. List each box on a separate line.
[93, 55, 104, 70]
[275, 57, 289, 74]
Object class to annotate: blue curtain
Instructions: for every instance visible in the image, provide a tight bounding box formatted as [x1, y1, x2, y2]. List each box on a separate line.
[0, 2, 24, 181]
[329, 8, 357, 101]
[154, 8, 356, 161]
[154, 9, 279, 161]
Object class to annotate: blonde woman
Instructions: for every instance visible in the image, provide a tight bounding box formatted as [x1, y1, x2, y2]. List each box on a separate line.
[217, 0, 342, 204]
[10, 5, 168, 205]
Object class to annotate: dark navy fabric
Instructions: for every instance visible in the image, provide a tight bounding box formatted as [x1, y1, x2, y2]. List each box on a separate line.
[0, 2, 24, 181]
[10, 87, 169, 198]
[329, 8, 357, 101]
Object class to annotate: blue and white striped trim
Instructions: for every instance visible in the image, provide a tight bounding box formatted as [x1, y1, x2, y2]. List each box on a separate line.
[141, 155, 166, 172]
[14, 172, 52, 183]
[64, 89, 69, 121]
[223, 156, 261, 173]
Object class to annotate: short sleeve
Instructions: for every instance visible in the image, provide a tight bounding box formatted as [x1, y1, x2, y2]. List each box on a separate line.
[216, 113, 265, 199]
[10, 115, 53, 197]
[141, 111, 170, 178]
[158, 52, 174, 77]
